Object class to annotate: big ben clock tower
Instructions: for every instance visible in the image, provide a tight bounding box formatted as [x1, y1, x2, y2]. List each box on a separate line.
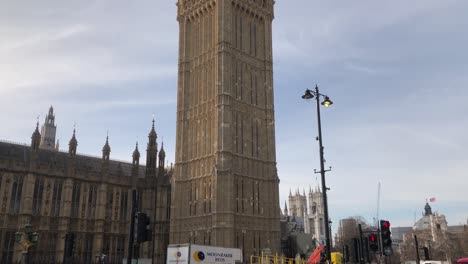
[170, 0, 280, 256]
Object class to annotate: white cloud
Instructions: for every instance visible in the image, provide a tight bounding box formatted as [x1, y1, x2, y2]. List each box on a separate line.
[1, 0, 468, 229]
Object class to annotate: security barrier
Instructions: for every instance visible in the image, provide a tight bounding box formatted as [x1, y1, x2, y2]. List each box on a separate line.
[250, 253, 307, 264]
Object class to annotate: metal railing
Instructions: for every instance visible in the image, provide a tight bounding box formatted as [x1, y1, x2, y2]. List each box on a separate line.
[250, 253, 307, 264]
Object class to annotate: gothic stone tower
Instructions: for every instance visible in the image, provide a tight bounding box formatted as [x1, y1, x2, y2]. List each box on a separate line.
[171, 0, 280, 256]
[39, 106, 57, 150]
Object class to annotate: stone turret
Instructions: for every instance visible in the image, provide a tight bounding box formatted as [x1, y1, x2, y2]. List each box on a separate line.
[39, 106, 57, 150]
[102, 136, 110, 161]
[132, 142, 140, 185]
[146, 118, 158, 176]
[68, 129, 77, 157]
[31, 121, 41, 151]
[158, 140, 166, 177]
[133, 142, 140, 166]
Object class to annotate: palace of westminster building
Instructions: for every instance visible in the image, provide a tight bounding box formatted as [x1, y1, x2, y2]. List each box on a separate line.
[0, 0, 282, 263]
[0, 106, 171, 263]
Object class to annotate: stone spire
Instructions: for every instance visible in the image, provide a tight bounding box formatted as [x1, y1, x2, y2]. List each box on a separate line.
[102, 135, 111, 161]
[132, 142, 140, 182]
[158, 139, 166, 177]
[146, 117, 158, 176]
[68, 128, 77, 156]
[284, 201, 288, 216]
[31, 121, 41, 151]
[39, 105, 57, 150]
[133, 142, 140, 166]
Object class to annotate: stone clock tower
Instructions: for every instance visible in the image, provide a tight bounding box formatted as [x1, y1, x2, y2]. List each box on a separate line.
[170, 0, 280, 256]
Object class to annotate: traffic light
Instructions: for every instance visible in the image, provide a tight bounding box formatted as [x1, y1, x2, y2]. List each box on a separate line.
[343, 245, 350, 262]
[135, 212, 152, 243]
[368, 233, 379, 253]
[380, 220, 393, 256]
[64, 232, 75, 257]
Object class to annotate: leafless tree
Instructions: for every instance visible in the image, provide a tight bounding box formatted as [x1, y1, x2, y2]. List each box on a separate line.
[399, 228, 468, 263]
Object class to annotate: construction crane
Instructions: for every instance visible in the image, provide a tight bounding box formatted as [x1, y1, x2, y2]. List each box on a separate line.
[375, 182, 381, 226]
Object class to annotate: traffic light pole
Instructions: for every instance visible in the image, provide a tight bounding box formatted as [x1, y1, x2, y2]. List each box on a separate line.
[358, 224, 364, 264]
[127, 189, 137, 264]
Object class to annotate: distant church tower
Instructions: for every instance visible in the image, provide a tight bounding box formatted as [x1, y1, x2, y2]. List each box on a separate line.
[284, 185, 326, 245]
[170, 0, 280, 255]
[307, 185, 326, 245]
[39, 106, 57, 150]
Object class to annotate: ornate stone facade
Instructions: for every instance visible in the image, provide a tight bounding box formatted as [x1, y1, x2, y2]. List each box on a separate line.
[285, 187, 326, 245]
[39, 106, 58, 151]
[413, 202, 449, 241]
[170, 0, 281, 257]
[0, 111, 171, 264]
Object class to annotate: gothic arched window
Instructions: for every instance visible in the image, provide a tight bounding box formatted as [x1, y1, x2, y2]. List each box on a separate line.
[87, 185, 97, 219]
[32, 178, 45, 215]
[71, 183, 81, 218]
[9, 176, 24, 214]
[51, 180, 63, 217]
[119, 190, 128, 221]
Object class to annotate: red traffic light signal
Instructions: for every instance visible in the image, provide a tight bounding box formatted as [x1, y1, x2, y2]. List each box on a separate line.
[368, 233, 379, 253]
[380, 220, 393, 256]
[382, 221, 390, 229]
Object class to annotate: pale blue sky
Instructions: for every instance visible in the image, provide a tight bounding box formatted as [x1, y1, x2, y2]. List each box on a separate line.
[1, 0, 467, 230]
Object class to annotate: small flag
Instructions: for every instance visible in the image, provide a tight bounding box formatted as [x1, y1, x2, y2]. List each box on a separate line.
[429, 197, 436, 202]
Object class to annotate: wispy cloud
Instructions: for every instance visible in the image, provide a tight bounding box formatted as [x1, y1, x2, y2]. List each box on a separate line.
[1, 0, 468, 229]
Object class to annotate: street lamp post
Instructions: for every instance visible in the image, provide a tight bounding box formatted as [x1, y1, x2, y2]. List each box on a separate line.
[302, 85, 333, 262]
[14, 223, 39, 264]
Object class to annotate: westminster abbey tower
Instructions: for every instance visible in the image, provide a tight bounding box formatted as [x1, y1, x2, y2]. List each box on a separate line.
[170, 0, 281, 256]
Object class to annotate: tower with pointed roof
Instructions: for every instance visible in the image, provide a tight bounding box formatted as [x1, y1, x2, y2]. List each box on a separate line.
[68, 128, 77, 156]
[288, 190, 307, 218]
[146, 118, 158, 177]
[284, 185, 326, 244]
[306, 185, 326, 244]
[132, 142, 141, 187]
[158, 141, 166, 177]
[133, 142, 140, 166]
[102, 135, 110, 161]
[39, 106, 57, 150]
[31, 121, 41, 151]
[171, 0, 280, 254]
